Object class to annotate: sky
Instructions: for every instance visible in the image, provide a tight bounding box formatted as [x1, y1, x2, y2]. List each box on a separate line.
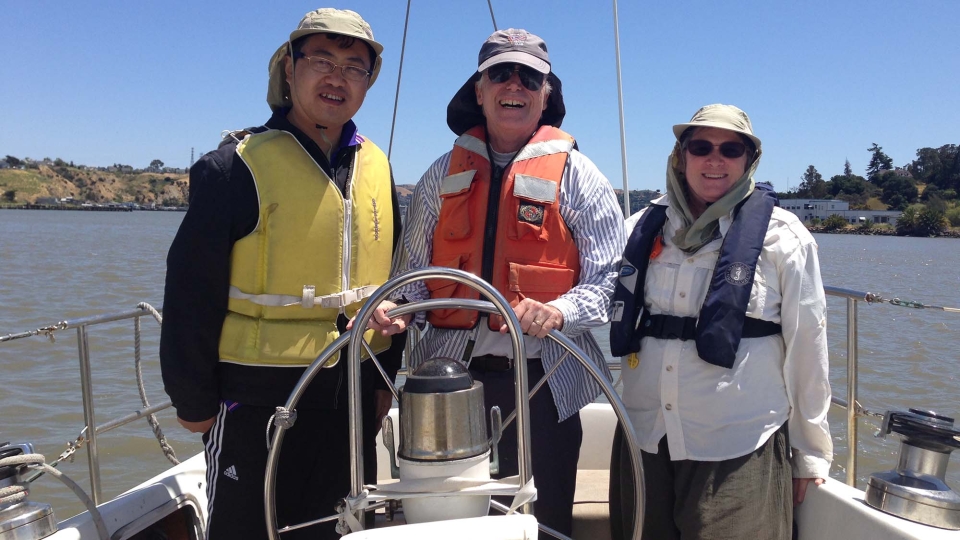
[2, 1, 958, 193]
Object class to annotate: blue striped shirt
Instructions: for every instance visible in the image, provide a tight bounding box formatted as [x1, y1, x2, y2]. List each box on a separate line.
[392, 147, 626, 421]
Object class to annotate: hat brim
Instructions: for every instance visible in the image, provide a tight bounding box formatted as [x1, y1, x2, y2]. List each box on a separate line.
[446, 71, 565, 136]
[477, 51, 550, 74]
[672, 121, 762, 151]
[288, 28, 384, 57]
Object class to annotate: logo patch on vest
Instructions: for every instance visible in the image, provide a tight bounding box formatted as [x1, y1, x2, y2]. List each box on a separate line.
[518, 203, 544, 225]
[619, 265, 636, 278]
[725, 263, 752, 286]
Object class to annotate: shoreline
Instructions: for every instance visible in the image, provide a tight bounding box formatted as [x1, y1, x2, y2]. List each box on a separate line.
[2, 206, 956, 237]
[807, 226, 960, 238]
[0, 204, 186, 212]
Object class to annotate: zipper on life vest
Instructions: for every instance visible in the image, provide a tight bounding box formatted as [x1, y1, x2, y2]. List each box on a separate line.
[481, 157, 506, 284]
[342, 202, 352, 313]
[340, 148, 359, 314]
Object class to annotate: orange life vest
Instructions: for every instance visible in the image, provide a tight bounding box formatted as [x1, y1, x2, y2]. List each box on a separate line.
[427, 125, 581, 330]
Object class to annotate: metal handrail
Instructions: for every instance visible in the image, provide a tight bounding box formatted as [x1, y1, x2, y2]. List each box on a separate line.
[401, 285, 929, 489]
[822, 285, 887, 488]
[4, 281, 947, 506]
[3, 305, 171, 504]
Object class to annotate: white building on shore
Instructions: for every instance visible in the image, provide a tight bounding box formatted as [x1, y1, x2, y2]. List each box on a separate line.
[779, 199, 902, 226]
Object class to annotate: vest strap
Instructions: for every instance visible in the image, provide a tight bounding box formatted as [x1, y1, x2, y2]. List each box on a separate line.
[228, 285, 379, 309]
[639, 312, 782, 341]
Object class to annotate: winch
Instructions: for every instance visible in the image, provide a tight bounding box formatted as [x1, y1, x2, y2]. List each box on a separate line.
[384, 357, 502, 524]
[0, 442, 57, 540]
[865, 408, 960, 529]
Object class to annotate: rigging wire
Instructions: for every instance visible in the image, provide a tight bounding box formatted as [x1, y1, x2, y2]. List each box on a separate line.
[612, 0, 631, 218]
[864, 293, 960, 313]
[386, 0, 413, 161]
[486, 0, 498, 31]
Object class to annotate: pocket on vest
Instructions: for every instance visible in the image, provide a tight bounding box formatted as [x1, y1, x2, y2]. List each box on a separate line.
[426, 254, 476, 320]
[507, 262, 576, 303]
[437, 178, 475, 241]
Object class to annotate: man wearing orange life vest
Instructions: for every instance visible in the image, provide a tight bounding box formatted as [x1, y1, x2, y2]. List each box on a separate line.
[358, 29, 626, 535]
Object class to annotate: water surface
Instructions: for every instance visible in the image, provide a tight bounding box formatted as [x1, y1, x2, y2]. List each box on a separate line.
[1, 211, 958, 518]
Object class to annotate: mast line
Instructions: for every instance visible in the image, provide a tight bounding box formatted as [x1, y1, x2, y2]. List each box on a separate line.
[612, 0, 631, 217]
[387, 0, 413, 161]
[486, 0, 498, 31]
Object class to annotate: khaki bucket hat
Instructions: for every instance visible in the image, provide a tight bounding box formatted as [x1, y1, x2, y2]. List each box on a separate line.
[267, 8, 384, 112]
[672, 104, 762, 151]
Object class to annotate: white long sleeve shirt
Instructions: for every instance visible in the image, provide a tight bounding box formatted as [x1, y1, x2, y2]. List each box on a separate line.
[393, 148, 626, 422]
[621, 195, 833, 479]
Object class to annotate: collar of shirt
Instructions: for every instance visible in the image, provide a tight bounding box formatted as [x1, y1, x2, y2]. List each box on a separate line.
[331, 120, 361, 164]
[265, 112, 361, 177]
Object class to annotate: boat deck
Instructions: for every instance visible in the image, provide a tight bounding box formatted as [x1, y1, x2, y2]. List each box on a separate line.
[571, 469, 612, 540]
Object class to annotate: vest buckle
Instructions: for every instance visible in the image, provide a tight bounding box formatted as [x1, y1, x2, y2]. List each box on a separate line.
[301, 286, 316, 308]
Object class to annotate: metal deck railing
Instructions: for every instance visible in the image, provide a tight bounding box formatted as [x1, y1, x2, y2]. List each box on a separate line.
[3, 283, 952, 501]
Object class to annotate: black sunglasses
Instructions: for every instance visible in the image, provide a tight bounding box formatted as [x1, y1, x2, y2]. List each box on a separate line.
[685, 139, 748, 159]
[485, 63, 546, 91]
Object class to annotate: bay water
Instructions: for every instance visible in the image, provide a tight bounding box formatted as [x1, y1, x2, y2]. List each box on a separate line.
[1, 210, 958, 519]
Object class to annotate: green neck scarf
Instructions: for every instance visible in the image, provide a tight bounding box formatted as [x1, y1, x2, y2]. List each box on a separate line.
[665, 144, 761, 253]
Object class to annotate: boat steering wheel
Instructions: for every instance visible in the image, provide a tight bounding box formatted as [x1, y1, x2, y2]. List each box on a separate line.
[264, 267, 645, 540]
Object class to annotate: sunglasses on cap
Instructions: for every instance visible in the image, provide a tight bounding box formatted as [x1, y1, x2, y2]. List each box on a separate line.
[485, 63, 546, 91]
[685, 139, 749, 159]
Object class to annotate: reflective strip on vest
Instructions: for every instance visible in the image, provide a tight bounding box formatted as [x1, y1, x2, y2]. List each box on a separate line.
[514, 139, 575, 162]
[454, 133, 488, 157]
[440, 170, 477, 196]
[513, 174, 558, 203]
[228, 284, 379, 309]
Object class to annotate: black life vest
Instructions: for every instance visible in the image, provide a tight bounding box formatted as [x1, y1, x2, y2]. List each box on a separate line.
[609, 185, 781, 369]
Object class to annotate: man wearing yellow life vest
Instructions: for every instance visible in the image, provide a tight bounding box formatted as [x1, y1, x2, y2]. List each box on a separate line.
[360, 29, 626, 535]
[159, 9, 404, 540]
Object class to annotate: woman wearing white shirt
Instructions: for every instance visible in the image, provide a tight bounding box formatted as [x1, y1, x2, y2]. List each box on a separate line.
[609, 104, 832, 539]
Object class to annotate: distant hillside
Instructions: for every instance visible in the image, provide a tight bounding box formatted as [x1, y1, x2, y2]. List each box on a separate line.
[0, 164, 189, 206]
[615, 188, 662, 214]
[0, 168, 658, 214]
[0, 170, 422, 209]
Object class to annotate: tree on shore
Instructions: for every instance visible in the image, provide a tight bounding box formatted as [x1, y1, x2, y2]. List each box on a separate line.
[829, 173, 872, 208]
[822, 214, 849, 231]
[2, 190, 16, 203]
[798, 165, 828, 198]
[879, 173, 918, 210]
[910, 144, 959, 197]
[896, 205, 947, 237]
[4, 155, 22, 167]
[150, 159, 164, 170]
[866, 143, 894, 184]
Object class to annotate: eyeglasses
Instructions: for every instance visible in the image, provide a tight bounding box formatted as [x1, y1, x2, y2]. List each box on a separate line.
[485, 63, 546, 91]
[293, 53, 371, 82]
[685, 139, 749, 159]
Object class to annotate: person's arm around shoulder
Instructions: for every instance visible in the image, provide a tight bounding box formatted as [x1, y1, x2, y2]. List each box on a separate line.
[776, 216, 833, 503]
[543, 150, 627, 338]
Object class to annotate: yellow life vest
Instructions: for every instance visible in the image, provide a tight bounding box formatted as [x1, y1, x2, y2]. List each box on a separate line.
[218, 129, 393, 367]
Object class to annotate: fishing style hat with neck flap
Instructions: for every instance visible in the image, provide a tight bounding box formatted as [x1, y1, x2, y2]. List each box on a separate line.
[672, 103, 762, 152]
[267, 8, 384, 112]
[447, 28, 566, 136]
